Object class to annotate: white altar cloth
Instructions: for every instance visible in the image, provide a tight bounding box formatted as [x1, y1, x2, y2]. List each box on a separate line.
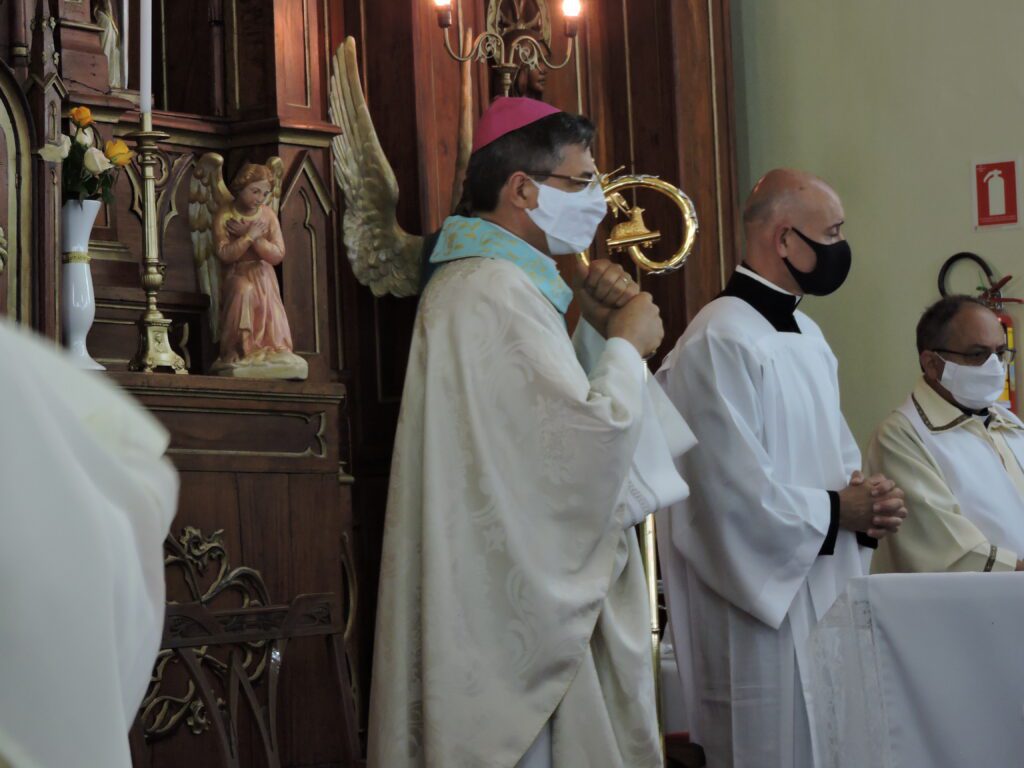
[808, 573, 1024, 768]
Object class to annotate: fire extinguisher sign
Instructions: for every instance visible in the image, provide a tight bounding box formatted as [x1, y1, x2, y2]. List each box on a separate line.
[973, 159, 1020, 228]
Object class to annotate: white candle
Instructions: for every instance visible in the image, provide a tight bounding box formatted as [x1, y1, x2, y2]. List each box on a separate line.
[139, 0, 152, 113]
[121, 0, 129, 90]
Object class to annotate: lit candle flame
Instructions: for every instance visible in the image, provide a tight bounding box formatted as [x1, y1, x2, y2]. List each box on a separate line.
[563, 0, 582, 18]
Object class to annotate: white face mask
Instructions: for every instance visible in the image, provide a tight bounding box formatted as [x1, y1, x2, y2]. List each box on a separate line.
[939, 353, 1007, 410]
[526, 179, 608, 255]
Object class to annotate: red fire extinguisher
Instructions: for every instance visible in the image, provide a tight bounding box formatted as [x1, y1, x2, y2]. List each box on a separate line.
[939, 252, 1023, 412]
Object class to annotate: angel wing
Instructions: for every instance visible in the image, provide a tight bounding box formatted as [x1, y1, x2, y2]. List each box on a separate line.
[189, 153, 233, 341]
[329, 37, 423, 298]
[266, 156, 285, 217]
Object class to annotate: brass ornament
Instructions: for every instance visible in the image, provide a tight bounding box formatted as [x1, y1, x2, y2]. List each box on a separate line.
[125, 113, 187, 374]
[437, 0, 577, 98]
[579, 171, 700, 275]
[488, 0, 552, 46]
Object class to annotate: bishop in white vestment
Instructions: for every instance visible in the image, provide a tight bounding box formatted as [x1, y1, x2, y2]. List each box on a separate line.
[868, 295, 1024, 573]
[368, 99, 693, 768]
[656, 169, 907, 767]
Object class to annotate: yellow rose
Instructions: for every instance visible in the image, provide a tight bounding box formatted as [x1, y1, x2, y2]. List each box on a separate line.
[104, 139, 134, 167]
[69, 106, 93, 128]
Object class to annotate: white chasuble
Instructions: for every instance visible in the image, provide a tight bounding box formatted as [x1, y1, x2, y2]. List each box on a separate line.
[656, 278, 870, 768]
[0, 321, 178, 768]
[368, 216, 691, 768]
[897, 393, 1024, 555]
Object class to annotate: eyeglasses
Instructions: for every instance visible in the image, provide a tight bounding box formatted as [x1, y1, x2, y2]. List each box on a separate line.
[933, 347, 1016, 365]
[526, 170, 602, 191]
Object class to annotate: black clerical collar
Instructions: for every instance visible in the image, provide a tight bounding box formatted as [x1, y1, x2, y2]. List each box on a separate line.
[720, 264, 802, 333]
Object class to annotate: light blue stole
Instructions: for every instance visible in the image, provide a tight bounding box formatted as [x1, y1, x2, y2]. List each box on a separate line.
[428, 215, 573, 315]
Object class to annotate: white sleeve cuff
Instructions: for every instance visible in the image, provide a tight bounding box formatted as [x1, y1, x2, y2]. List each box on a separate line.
[602, 337, 645, 385]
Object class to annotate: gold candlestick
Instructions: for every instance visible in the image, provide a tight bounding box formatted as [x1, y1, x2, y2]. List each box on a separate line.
[126, 113, 187, 374]
[434, 0, 581, 98]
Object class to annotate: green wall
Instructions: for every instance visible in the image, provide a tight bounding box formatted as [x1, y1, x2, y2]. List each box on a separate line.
[731, 0, 1024, 446]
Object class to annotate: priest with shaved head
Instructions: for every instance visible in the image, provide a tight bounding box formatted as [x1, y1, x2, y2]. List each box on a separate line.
[656, 169, 909, 767]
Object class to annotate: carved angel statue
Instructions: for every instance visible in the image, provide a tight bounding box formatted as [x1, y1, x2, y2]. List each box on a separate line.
[189, 156, 309, 380]
[329, 35, 473, 297]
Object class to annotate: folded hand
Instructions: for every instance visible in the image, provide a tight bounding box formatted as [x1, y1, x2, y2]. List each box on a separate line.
[573, 259, 640, 336]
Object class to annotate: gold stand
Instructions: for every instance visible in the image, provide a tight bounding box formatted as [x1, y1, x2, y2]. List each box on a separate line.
[641, 365, 664, 757]
[125, 113, 187, 375]
[640, 514, 661, 700]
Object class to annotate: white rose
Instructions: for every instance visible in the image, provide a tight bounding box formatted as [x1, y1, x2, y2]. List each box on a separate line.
[38, 134, 71, 163]
[74, 125, 94, 148]
[83, 146, 113, 175]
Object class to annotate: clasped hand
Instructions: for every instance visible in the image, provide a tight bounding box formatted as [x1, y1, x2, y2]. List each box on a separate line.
[839, 471, 908, 540]
[573, 259, 664, 359]
[226, 217, 269, 242]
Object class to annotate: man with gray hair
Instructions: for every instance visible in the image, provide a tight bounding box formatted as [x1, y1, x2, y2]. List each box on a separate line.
[657, 168, 908, 767]
[868, 294, 1024, 574]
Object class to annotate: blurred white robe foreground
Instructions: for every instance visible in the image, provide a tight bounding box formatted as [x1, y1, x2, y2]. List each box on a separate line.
[368, 250, 693, 768]
[656, 277, 870, 768]
[0, 321, 178, 768]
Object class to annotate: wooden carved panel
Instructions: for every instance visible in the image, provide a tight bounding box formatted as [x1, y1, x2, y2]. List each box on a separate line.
[278, 149, 333, 380]
[0, 86, 12, 315]
[0, 8, 11, 64]
[273, 0, 332, 124]
[278, 0, 313, 110]
[59, 0, 115, 98]
[130, 466, 360, 765]
[112, 372, 347, 473]
[225, 0, 275, 117]
[0, 61, 33, 321]
[59, 0, 93, 25]
[155, 407, 328, 459]
[133, 527, 360, 767]
[159, 0, 218, 115]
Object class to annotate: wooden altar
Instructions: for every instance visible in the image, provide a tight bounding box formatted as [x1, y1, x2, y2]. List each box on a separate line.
[0, 1, 739, 765]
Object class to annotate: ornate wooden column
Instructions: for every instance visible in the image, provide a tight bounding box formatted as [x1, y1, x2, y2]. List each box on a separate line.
[8, 0, 32, 82]
[25, 0, 67, 335]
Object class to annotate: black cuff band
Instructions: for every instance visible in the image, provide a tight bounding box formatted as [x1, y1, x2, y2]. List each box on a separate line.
[856, 531, 879, 549]
[856, 532, 880, 548]
[819, 491, 841, 556]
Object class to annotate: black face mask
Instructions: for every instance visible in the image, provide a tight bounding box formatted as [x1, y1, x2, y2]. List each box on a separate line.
[784, 228, 852, 296]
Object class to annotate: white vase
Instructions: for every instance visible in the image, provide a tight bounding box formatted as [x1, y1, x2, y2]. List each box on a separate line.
[61, 200, 104, 370]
